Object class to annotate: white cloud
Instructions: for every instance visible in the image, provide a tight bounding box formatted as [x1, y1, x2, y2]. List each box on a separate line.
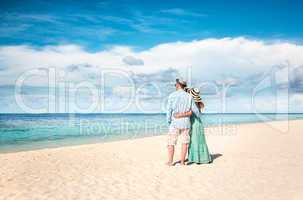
[122, 56, 144, 66]
[291, 94, 303, 106]
[1, 37, 303, 112]
[2, 37, 303, 84]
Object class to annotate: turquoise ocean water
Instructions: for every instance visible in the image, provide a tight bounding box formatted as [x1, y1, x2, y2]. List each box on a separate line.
[0, 113, 303, 153]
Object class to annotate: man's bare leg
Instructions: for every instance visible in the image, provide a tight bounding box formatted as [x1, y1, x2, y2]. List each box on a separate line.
[180, 143, 189, 165]
[167, 145, 175, 166]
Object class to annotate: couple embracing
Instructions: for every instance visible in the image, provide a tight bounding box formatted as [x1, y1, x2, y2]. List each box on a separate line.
[166, 78, 212, 166]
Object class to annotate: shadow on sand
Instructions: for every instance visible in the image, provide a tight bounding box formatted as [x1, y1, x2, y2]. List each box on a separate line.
[173, 153, 223, 166]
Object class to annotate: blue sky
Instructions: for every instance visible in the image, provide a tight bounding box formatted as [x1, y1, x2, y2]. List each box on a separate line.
[1, 0, 303, 50]
[0, 0, 303, 113]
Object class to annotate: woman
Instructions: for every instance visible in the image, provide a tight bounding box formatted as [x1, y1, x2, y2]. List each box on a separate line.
[174, 88, 212, 164]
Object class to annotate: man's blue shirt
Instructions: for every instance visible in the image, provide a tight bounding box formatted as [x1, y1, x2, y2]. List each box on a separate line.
[166, 89, 199, 129]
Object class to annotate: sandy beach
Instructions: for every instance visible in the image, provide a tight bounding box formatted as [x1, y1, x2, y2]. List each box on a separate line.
[0, 120, 302, 200]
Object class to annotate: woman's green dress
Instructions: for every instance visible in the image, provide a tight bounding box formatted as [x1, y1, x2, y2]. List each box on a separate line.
[188, 113, 212, 164]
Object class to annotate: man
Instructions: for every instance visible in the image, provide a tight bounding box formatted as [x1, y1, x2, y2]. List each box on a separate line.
[166, 78, 196, 166]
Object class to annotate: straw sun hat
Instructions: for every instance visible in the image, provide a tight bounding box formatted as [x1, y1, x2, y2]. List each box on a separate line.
[186, 87, 202, 103]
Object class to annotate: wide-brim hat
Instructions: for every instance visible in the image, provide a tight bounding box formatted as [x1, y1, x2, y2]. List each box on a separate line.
[188, 88, 202, 103]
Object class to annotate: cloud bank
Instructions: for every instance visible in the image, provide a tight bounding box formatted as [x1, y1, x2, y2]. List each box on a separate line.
[0, 37, 303, 113]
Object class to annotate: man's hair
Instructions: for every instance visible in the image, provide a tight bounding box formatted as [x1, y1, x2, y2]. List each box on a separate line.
[179, 83, 186, 89]
[176, 78, 187, 89]
[176, 82, 185, 89]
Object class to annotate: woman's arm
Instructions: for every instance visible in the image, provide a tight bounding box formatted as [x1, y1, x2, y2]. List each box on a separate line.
[174, 110, 193, 118]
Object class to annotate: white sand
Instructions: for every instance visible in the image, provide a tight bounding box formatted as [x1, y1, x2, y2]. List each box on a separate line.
[0, 120, 302, 200]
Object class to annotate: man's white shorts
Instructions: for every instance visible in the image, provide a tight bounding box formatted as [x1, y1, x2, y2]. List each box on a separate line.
[167, 127, 190, 146]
